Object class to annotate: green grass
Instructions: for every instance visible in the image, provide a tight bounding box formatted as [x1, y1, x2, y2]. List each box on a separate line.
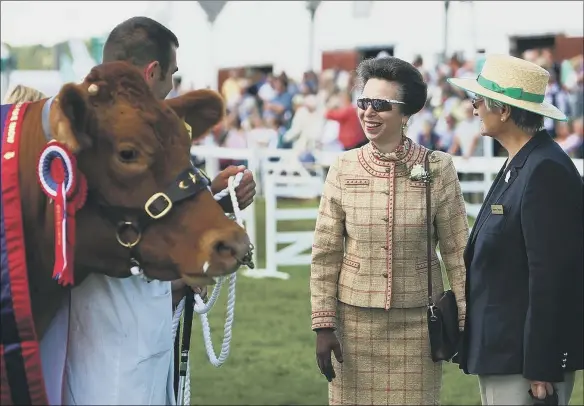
[188, 198, 583, 405]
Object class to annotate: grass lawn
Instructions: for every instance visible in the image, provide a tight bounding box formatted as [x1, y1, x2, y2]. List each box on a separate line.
[188, 198, 583, 405]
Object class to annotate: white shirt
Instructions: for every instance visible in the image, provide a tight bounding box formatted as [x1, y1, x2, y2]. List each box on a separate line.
[62, 274, 175, 405]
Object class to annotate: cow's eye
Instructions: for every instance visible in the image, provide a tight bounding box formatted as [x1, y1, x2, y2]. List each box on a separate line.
[119, 149, 138, 163]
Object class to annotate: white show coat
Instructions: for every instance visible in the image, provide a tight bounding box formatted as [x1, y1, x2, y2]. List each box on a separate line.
[61, 274, 175, 405]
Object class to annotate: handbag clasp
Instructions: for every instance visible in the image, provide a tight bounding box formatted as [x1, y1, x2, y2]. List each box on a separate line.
[428, 304, 438, 321]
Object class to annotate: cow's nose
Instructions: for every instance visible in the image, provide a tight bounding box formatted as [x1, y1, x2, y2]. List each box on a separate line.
[213, 229, 251, 265]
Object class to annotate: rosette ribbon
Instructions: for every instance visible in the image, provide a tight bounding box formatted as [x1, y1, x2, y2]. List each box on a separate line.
[37, 140, 88, 286]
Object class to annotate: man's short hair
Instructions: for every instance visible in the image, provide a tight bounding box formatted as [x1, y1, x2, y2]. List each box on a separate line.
[103, 16, 179, 78]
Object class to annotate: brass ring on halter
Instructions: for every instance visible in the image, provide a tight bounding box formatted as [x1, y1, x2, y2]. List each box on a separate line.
[115, 221, 142, 248]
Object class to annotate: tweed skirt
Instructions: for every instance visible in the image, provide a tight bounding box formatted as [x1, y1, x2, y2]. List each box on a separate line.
[329, 302, 442, 406]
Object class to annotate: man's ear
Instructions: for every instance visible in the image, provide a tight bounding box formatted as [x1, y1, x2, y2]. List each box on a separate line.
[50, 83, 92, 153]
[164, 89, 225, 140]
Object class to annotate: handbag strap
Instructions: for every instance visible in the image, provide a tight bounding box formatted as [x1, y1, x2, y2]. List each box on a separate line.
[425, 151, 434, 307]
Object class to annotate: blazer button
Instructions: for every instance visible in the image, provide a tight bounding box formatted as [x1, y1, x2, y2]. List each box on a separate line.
[385, 167, 391, 173]
[381, 245, 388, 250]
[382, 272, 388, 278]
[382, 217, 389, 222]
[381, 190, 389, 195]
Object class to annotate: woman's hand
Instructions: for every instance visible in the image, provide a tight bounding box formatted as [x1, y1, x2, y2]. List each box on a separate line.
[315, 329, 343, 382]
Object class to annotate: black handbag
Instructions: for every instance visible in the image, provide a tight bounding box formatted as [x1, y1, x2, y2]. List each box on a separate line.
[424, 152, 461, 363]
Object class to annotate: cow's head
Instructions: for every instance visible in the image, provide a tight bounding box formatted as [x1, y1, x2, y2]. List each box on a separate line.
[49, 61, 250, 286]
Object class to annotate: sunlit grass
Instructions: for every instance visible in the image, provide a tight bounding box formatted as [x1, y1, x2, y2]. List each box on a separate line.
[188, 198, 583, 405]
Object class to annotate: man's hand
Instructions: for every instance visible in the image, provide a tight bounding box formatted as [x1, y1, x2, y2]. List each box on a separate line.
[211, 165, 256, 211]
[530, 381, 554, 400]
[192, 285, 208, 300]
[171, 280, 207, 309]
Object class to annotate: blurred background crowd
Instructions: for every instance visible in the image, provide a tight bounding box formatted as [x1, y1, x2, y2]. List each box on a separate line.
[184, 50, 583, 171]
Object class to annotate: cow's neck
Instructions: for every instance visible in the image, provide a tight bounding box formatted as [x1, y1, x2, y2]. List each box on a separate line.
[19, 100, 68, 339]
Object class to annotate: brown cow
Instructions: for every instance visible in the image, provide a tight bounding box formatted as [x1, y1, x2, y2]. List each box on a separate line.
[15, 62, 252, 338]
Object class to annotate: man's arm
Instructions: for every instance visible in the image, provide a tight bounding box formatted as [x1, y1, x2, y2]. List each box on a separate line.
[521, 159, 581, 382]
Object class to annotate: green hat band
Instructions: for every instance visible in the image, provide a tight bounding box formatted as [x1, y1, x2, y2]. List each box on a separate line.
[477, 75, 545, 104]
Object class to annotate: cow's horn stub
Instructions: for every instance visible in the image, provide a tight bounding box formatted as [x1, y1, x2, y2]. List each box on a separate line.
[88, 84, 99, 95]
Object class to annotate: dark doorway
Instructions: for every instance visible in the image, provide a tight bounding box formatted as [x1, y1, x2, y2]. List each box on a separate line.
[359, 46, 395, 61]
[509, 35, 555, 58]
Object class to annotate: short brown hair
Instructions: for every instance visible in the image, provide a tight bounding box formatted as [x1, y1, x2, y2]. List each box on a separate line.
[102, 16, 179, 78]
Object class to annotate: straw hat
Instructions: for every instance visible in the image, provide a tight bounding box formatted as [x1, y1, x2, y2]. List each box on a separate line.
[447, 54, 567, 121]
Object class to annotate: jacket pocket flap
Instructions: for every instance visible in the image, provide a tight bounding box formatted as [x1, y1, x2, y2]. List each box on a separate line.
[342, 257, 360, 269]
[415, 258, 441, 270]
[344, 179, 370, 188]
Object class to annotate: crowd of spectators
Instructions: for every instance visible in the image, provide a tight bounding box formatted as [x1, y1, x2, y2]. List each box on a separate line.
[183, 50, 583, 170]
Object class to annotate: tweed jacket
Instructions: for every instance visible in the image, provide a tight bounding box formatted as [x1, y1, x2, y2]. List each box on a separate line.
[310, 139, 468, 330]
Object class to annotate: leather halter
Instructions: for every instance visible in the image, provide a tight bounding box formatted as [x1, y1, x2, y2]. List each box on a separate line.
[40, 97, 254, 273]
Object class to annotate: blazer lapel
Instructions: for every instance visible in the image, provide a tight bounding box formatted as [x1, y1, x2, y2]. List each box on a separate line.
[469, 131, 551, 246]
[470, 166, 518, 243]
[466, 162, 506, 252]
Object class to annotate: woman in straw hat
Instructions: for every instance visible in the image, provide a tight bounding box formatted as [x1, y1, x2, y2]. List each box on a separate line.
[311, 56, 468, 405]
[448, 54, 583, 405]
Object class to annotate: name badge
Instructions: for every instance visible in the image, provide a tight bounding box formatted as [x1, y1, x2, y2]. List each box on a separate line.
[491, 204, 504, 215]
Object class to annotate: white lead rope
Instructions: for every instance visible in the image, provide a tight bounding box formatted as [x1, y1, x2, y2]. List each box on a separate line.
[173, 172, 245, 405]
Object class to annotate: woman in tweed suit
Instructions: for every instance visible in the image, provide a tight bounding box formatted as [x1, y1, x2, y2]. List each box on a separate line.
[310, 57, 469, 405]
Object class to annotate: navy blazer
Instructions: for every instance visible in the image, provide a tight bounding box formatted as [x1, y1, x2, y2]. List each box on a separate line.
[460, 131, 583, 382]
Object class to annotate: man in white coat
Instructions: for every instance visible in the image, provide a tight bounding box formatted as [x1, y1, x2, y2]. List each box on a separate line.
[40, 16, 256, 405]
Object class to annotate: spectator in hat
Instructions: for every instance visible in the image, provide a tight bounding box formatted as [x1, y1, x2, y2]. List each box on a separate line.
[448, 54, 583, 406]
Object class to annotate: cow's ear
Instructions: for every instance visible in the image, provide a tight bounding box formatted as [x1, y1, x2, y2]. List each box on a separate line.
[164, 89, 225, 140]
[50, 83, 93, 153]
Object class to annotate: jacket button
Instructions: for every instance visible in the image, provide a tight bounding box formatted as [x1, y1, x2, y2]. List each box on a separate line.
[382, 217, 389, 222]
[382, 272, 388, 278]
[381, 245, 388, 250]
[385, 167, 391, 173]
[381, 190, 389, 195]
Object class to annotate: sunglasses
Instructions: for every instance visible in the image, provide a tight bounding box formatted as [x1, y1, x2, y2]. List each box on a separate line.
[471, 97, 484, 109]
[357, 98, 405, 112]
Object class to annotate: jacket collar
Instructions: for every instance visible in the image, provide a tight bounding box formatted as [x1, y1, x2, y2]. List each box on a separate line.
[505, 129, 550, 170]
[358, 138, 427, 178]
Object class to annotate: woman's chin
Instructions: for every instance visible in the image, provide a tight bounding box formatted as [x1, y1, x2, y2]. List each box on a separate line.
[365, 131, 383, 141]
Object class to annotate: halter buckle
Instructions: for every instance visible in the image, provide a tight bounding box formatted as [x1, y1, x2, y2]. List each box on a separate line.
[145, 192, 173, 219]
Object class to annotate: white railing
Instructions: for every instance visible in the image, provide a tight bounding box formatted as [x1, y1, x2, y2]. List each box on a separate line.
[191, 145, 584, 279]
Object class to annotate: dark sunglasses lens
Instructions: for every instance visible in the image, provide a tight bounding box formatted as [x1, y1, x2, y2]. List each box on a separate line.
[372, 99, 392, 112]
[357, 98, 392, 112]
[357, 98, 369, 110]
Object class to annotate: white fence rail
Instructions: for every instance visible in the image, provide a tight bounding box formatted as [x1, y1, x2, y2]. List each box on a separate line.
[191, 146, 584, 279]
